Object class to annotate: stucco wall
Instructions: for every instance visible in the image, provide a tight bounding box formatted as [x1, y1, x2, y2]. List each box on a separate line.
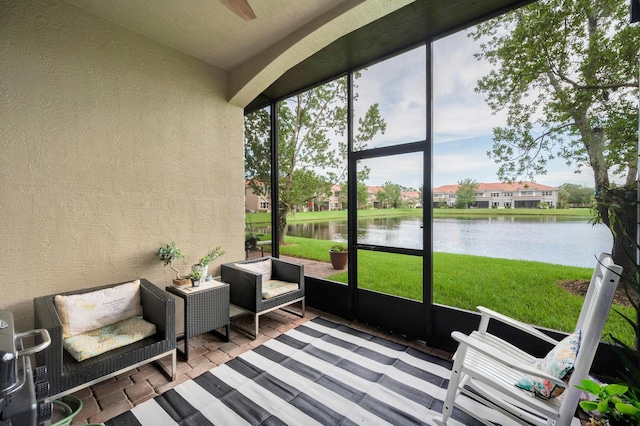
[1, 0, 246, 331]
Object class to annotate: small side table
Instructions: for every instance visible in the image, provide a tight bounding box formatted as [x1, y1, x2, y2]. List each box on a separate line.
[166, 280, 230, 360]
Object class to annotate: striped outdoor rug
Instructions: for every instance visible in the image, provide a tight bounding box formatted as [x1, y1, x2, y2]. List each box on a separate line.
[105, 318, 520, 425]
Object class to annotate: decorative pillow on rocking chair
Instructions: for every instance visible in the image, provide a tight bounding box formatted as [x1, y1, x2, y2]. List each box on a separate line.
[515, 330, 581, 399]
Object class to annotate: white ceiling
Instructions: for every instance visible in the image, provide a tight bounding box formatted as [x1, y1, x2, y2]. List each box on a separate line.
[63, 0, 414, 106]
[60, 0, 532, 108]
[64, 0, 350, 71]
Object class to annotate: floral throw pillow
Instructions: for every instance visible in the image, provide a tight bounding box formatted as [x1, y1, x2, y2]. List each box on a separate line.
[515, 330, 581, 399]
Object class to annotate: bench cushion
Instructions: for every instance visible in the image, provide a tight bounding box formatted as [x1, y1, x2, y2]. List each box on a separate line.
[63, 316, 156, 362]
[55, 279, 143, 338]
[262, 280, 299, 299]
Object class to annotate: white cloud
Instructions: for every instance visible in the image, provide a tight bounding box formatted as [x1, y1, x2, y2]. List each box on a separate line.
[433, 30, 491, 94]
[319, 24, 613, 191]
[432, 30, 509, 141]
[543, 169, 594, 187]
[354, 47, 427, 146]
[362, 153, 423, 189]
[435, 152, 495, 174]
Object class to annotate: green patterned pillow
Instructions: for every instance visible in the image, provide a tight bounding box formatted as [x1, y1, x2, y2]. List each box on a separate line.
[63, 316, 156, 362]
[515, 330, 581, 399]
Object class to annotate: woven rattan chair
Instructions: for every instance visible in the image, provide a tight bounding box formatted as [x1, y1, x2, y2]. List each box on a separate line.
[34, 278, 176, 401]
[221, 257, 305, 338]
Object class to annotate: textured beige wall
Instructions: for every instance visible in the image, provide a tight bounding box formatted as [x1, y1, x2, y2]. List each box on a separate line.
[1, 0, 246, 331]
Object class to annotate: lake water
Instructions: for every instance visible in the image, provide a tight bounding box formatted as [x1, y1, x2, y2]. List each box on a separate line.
[284, 216, 613, 268]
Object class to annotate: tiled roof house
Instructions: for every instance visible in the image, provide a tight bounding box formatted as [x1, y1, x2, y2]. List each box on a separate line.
[433, 181, 558, 208]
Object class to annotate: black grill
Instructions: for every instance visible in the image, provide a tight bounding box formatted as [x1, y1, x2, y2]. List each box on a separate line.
[0, 309, 51, 426]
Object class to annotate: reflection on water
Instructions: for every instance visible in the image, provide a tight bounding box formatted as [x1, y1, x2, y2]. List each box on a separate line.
[433, 217, 612, 267]
[283, 216, 612, 268]
[286, 221, 348, 241]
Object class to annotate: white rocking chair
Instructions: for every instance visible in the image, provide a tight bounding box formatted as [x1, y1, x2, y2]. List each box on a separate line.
[433, 252, 622, 426]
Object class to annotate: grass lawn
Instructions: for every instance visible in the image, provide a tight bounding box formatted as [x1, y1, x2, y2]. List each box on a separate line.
[246, 208, 421, 225]
[272, 235, 635, 347]
[246, 207, 593, 226]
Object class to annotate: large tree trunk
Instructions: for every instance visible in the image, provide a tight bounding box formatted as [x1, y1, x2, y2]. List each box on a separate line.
[278, 203, 289, 247]
[579, 123, 636, 290]
[596, 187, 638, 293]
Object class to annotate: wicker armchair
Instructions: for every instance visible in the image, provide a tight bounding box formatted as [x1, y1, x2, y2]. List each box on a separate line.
[221, 257, 305, 338]
[33, 278, 176, 400]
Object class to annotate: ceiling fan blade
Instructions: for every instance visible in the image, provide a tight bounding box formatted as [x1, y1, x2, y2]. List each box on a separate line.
[219, 0, 257, 21]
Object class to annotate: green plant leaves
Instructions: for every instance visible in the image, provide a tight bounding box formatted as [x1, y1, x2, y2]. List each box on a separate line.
[615, 402, 640, 417]
[597, 400, 610, 414]
[576, 378, 640, 422]
[579, 400, 598, 411]
[604, 384, 628, 398]
[576, 379, 602, 394]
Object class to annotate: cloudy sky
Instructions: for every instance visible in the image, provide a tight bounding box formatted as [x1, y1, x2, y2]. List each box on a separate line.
[352, 28, 598, 190]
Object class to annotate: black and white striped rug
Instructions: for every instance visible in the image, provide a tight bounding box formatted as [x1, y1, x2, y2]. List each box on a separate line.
[105, 318, 520, 425]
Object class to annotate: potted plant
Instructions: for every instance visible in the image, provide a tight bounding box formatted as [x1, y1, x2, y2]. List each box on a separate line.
[156, 242, 190, 286]
[188, 269, 203, 287]
[245, 233, 259, 250]
[329, 243, 348, 270]
[575, 379, 640, 425]
[192, 246, 226, 281]
[245, 217, 259, 249]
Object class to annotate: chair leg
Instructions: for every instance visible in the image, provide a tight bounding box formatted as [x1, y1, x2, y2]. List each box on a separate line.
[254, 313, 259, 339]
[171, 349, 177, 381]
[236, 298, 305, 340]
[280, 298, 305, 318]
[437, 345, 468, 425]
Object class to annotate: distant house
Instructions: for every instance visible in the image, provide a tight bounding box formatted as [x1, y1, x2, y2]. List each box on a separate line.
[245, 183, 423, 212]
[365, 186, 421, 209]
[312, 184, 343, 211]
[367, 185, 384, 209]
[432, 181, 558, 209]
[401, 190, 421, 208]
[245, 182, 270, 213]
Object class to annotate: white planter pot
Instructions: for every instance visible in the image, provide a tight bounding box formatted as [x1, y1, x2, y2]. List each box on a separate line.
[192, 264, 208, 278]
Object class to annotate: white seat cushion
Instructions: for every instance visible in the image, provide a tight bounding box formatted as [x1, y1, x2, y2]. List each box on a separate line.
[262, 280, 299, 299]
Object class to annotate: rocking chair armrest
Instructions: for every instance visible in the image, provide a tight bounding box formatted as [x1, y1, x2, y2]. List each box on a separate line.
[452, 331, 567, 388]
[476, 306, 559, 346]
